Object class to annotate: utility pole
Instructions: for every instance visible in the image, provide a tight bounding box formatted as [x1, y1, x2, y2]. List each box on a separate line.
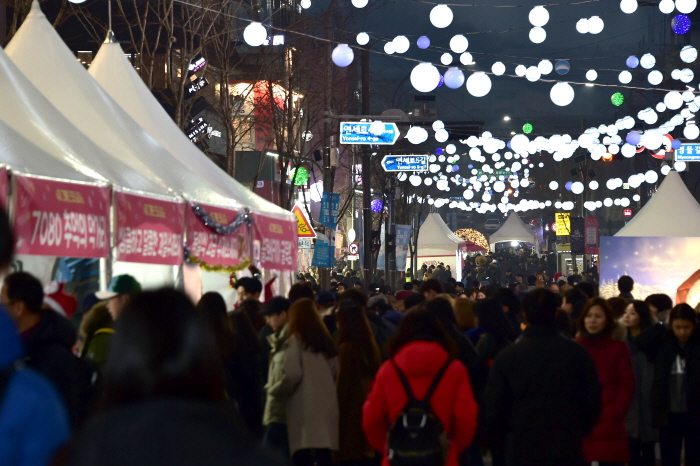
[361, 45, 372, 290]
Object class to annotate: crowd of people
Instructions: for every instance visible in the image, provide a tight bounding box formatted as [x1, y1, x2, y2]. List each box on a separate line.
[1, 199, 698, 466]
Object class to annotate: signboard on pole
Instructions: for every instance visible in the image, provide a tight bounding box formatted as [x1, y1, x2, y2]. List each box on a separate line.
[292, 204, 316, 238]
[381, 155, 429, 172]
[298, 238, 313, 249]
[676, 144, 700, 161]
[319, 192, 340, 229]
[570, 217, 585, 255]
[585, 217, 599, 254]
[623, 208, 633, 218]
[339, 121, 400, 145]
[348, 242, 359, 255]
[555, 212, 571, 236]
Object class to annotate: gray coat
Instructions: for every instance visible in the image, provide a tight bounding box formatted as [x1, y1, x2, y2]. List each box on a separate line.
[269, 334, 339, 456]
[624, 335, 658, 442]
[263, 325, 289, 425]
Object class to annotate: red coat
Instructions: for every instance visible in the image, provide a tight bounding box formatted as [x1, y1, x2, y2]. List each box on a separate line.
[576, 335, 635, 463]
[362, 341, 478, 466]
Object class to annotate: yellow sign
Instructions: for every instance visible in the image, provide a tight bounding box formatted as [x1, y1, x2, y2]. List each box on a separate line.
[292, 204, 316, 238]
[555, 212, 571, 236]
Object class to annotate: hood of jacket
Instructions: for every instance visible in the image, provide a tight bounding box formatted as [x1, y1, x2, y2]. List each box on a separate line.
[0, 305, 23, 368]
[392, 340, 450, 378]
[24, 309, 77, 352]
[268, 324, 289, 353]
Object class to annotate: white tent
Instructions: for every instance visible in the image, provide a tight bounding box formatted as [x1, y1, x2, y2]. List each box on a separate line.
[5, 2, 238, 207]
[489, 211, 539, 253]
[88, 34, 293, 221]
[616, 171, 700, 237]
[416, 212, 466, 280]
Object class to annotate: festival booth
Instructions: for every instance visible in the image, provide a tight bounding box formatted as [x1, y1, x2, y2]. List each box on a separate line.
[600, 171, 700, 306]
[414, 212, 470, 281]
[488, 211, 540, 255]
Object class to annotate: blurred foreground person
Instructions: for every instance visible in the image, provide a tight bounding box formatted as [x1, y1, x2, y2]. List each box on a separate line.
[483, 289, 602, 466]
[69, 288, 281, 466]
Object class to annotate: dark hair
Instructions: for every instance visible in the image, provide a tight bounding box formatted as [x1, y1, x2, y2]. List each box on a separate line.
[288, 282, 314, 303]
[238, 277, 262, 294]
[617, 275, 634, 293]
[288, 298, 338, 357]
[229, 310, 263, 354]
[464, 288, 478, 299]
[404, 292, 426, 311]
[196, 292, 235, 359]
[493, 287, 521, 316]
[387, 304, 456, 358]
[527, 275, 537, 286]
[627, 300, 653, 331]
[564, 287, 588, 308]
[340, 288, 368, 308]
[475, 299, 515, 342]
[425, 296, 458, 329]
[419, 278, 444, 296]
[453, 298, 476, 330]
[669, 303, 697, 326]
[645, 294, 673, 314]
[102, 288, 225, 407]
[0, 207, 13, 271]
[402, 282, 413, 291]
[237, 298, 266, 332]
[336, 299, 381, 372]
[577, 297, 616, 337]
[522, 288, 560, 324]
[607, 297, 629, 320]
[4, 272, 43, 313]
[576, 282, 597, 299]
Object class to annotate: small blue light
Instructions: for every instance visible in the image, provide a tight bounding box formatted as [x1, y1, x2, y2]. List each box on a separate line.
[437, 74, 444, 88]
[565, 181, 573, 191]
[417, 36, 430, 49]
[435, 148, 444, 155]
[371, 199, 383, 213]
[468, 164, 474, 169]
[673, 14, 691, 35]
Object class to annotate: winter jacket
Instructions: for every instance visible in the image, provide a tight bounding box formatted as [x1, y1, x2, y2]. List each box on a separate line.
[269, 334, 339, 456]
[81, 328, 113, 371]
[576, 335, 635, 463]
[362, 340, 478, 466]
[483, 324, 601, 466]
[624, 334, 658, 442]
[263, 325, 289, 425]
[69, 397, 283, 466]
[0, 306, 70, 466]
[225, 346, 265, 439]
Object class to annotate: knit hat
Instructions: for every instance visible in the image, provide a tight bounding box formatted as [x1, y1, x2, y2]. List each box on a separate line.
[43, 282, 78, 318]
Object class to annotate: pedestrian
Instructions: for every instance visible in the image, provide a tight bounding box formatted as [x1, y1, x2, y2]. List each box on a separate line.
[483, 289, 602, 466]
[333, 299, 382, 465]
[69, 288, 281, 466]
[363, 304, 478, 466]
[575, 298, 635, 466]
[268, 298, 339, 466]
[621, 300, 657, 466]
[78, 300, 113, 371]
[618, 275, 635, 301]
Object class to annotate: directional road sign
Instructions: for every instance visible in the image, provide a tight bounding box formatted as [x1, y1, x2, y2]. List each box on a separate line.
[676, 144, 700, 161]
[339, 121, 400, 145]
[381, 155, 429, 172]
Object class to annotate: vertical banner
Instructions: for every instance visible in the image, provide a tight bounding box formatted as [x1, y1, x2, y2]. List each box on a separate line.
[555, 212, 571, 236]
[251, 212, 297, 271]
[311, 232, 334, 268]
[570, 217, 585, 255]
[0, 168, 8, 210]
[395, 224, 411, 272]
[186, 203, 249, 268]
[319, 192, 340, 230]
[585, 217, 599, 255]
[13, 175, 110, 258]
[115, 192, 185, 265]
[376, 224, 386, 270]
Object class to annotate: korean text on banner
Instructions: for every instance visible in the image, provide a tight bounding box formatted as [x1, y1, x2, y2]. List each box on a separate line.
[115, 192, 185, 265]
[0, 168, 7, 209]
[395, 225, 412, 271]
[320, 192, 340, 230]
[251, 212, 298, 272]
[312, 232, 334, 268]
[13, 175, 110, 258]
[585, 217, 599, 255]
[186, 203, 249, 268]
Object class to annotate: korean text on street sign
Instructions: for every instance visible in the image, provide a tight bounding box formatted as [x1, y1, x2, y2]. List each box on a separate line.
[298, 238, 313, 249]
[381, 155, 429, 172]
[292, 204, 316, 238]
[676, 144, 700, 161]
[339, 122, 400, 145]
[555, 212, 570, 236]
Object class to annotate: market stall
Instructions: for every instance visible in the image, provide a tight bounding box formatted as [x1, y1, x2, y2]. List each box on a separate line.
[414, 212, 469, 281]
[488, 211, 539, 254]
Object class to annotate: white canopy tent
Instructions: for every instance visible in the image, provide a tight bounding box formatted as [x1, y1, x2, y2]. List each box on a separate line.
[616, 171, 700, 237]
[415, 212, 466, 281]
[489, 211, 539, 253]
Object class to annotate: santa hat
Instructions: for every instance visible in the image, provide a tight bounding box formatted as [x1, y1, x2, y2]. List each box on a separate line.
[43, 282, 78, 318]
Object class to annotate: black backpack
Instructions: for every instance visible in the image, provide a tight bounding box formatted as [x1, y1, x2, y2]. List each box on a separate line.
[387, 358, 452, 466]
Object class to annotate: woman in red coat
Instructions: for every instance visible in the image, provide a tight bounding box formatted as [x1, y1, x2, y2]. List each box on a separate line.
[362, 302, 478, 466]
[575, 297, 635, 466]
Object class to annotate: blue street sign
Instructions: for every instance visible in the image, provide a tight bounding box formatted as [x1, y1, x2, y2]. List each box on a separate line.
[676, 144, 700, 161]
[339, 121, 400, 145]
[381, 155, 429, 172]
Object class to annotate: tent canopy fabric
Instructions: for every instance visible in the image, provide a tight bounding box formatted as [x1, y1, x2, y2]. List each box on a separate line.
[616, 171, 700, 237]
[417, 212, 467, 256]
[6, 2, 240, 206]
[88, 38, 294, 221]
[488, 211, 538, 252]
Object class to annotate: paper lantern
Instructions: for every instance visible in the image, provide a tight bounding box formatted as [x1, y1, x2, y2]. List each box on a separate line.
[620, 0, 638, 13]
[672, 14, 691, 34]
[440, 53, 453, 65]
[529, 6, 549, 26]
[657, 102, 668, 112]
[492, 62, 506, 76]
[565, 181, 573, 191]
[674, 161, 687, 171]
[460, 53, 474, 65]
[555, 60, 570, 75]
[576, 18, 590, 33]
[681, 68, 695, 82]
[466, 72, 492, 97]
[410, 62, 441, 93]
[549, 181, 559, 190]
[417, 36, 430, 49]
[446, 144, 456, 154]
[550, 82, 575, 106]
[538, 60, 553, 74]
[409, 175, 422, 186]
[515, 65, 527, 77]
[430, 4, 453, 28]
[407, 126, 429, 144]
[370, 199, 383, 212]
[450, 34, 469, 53]
[659, 0, 675, 13]
[626, 56, 639, 68]
[571, 181, 584, 194]
[383, 42, 395, 54]
[641, 130, 663, 150]
[510, 134, 530, 153]
[648, 70, 663, 85]
[589, 180, 599, 190]
[684, 124, 700, 139]
[444, 67, 465, 89]
[588, 16, 604, 34]
[672, 139, 682, 149]
[675, 0, 697, 14]
[332, 44, 354, 67]
[640, 53, 656, 69]
[680, 45, 697, 63]
[526, 66, 541, 82]
[586, 70, 598, 81]
[393, 35, 410, 53]
[645, 170, 659, 184]
[243, 22, 267, 46]
[351, 0, 368, 7]
[435, 129, 449, 142]
[665, 91, 684, 110]
[626, 131, 641, 145]
[300, 0, 311, 9]
[356, 32, 369, 45]
[529, 27, 546, 44]
[619, 71, 632, 83]
[611, 92, 625, 106]
[433, 120, 445, 131]
[523, 123, 533, 134]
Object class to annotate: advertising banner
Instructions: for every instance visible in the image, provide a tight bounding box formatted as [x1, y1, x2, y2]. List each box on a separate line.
[319, 192, 340, 230]
[186, 203, 249, 268]
[570, 217, 585, 254]
[115, 192, 185, 265]
[13, 175, 110, 258]
[585, 217, 599, 254]
[311, 232, 334, 268]
[555, 212, 571, 236]
[395, 224, 411, 271]
[251, 212, 298, 272]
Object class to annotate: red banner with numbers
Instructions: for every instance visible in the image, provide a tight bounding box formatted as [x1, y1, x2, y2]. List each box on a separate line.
[115, 191, 185, 265]
[13, 175, 110, 258]
[185, 203, 249, 268]
[251, 212, 297, 271]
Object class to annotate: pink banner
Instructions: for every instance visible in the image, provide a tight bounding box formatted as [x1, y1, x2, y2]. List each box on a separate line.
[186, 203, 249, 267]
[585, 216, 599, 255]
[252, 212, 298, 272]
[115, 192, 185, 265]
[13, 175, 110, 258]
